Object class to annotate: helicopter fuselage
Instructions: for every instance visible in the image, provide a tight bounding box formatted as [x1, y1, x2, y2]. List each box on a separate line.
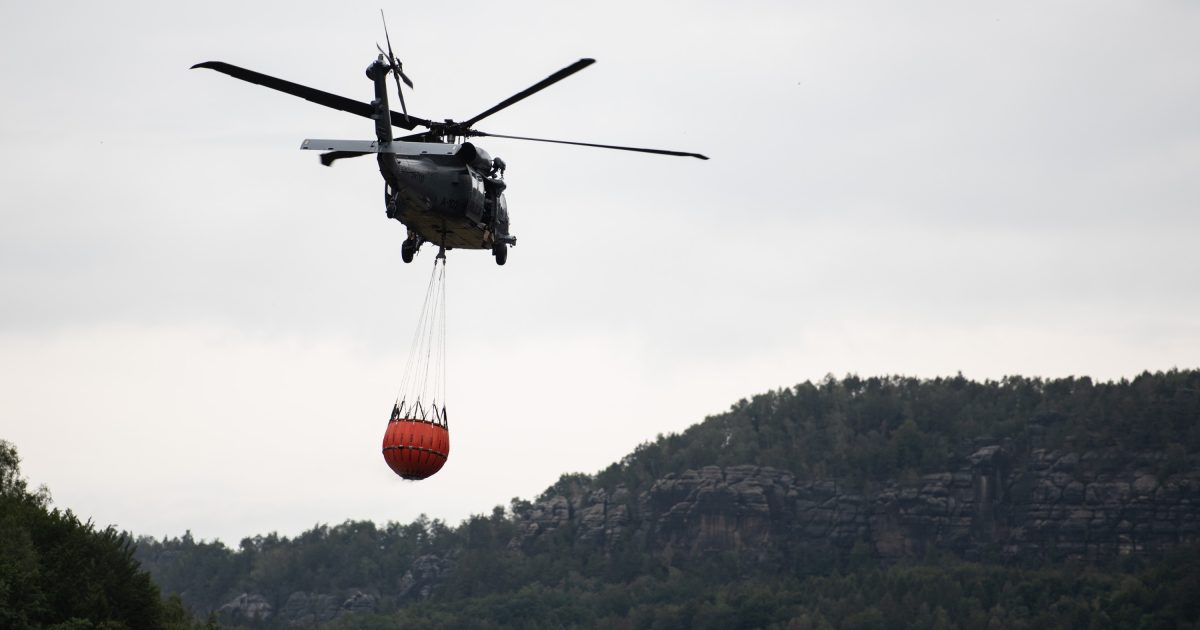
[193, 42, 704, 267]
[299, 54, 516, 263]
[360, 54, 513, 262]
[299, 135, 514, 260]
[379, 145, 511, 251]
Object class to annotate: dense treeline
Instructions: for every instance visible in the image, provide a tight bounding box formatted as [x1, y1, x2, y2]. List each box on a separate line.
[135, 521, 1200, 629]
[131, 370, 1200, 627]
[329, 550, 1200, 629]
[0, 440, 206, 629]
[587, 370, 1200, 495]
[137, 517, 463, 616]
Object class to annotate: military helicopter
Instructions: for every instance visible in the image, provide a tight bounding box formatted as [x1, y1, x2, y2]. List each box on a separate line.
[192, 15, 707, 266]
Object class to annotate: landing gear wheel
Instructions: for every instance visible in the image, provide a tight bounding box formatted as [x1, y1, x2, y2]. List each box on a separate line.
[492, 243, 507, 266]
[401, 239, 416, 263]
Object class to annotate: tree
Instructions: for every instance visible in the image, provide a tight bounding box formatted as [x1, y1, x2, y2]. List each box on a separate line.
[0, 439, 200, 629]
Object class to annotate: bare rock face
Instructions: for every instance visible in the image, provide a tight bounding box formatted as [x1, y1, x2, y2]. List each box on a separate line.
[341, 590, 378, 615]
[270, 565, 419, 624]
[511, 484, 635, 550]
[513, 495, 572, 544]
[276, 589, 378, 625]
[644, 465, 788, 555]
[398, 554, 455, 601]
[509, 443, 1200, 564]
[218, 593, 272, 622]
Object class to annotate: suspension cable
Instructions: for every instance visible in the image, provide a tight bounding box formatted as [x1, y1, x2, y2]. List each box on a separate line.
[393, 255, 448, 424]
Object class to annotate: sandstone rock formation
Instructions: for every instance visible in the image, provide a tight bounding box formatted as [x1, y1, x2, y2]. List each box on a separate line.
[229, 589, 378, 626]
[512, 443, 1200, 563]
[397, 553, 456, 602]
[214, 439, 1200, 611]
[217, 593, 272, 621]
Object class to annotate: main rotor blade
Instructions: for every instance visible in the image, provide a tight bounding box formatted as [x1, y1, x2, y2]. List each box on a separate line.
[473, 131, 709, 160]
[191, 61, 431, 130]
[460, 58, 595, 128]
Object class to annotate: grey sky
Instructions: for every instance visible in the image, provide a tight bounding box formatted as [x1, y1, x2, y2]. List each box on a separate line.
[2, 1, 1197, 544]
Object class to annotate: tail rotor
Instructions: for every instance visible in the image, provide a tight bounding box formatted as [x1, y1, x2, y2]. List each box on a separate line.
[378, 10, 412, 124]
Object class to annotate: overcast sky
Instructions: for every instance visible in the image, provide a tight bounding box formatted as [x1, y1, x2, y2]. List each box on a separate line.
[2, 1, 1198, 545]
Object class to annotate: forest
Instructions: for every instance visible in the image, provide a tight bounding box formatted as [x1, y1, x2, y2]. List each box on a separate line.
[3, 370, 1198, 627]
[131, 370, 1200, 628]
[0, 440, 207, 629]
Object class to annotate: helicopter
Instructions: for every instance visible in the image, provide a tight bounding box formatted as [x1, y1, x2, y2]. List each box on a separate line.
[192, 15, 707, 266]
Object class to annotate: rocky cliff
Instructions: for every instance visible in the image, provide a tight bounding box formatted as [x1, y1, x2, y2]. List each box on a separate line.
[510, 441, 1200, 564]
[157, 372, 1200, 625]
[209, 436, 1200, 625]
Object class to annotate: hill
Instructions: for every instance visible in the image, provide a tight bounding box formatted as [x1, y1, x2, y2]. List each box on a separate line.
[0, 440, 204, 629]
[134, 370, 1200, 627]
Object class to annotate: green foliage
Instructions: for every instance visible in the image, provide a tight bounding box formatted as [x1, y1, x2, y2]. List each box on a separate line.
[0, 439, 205, 629]
[130, 371, 1200, 628]
[135, 515, 464, 614]
[314, 554, 1200, 629]
[593, 370, 1200, 493]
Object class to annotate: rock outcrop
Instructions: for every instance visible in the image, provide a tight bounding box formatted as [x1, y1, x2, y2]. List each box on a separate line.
[237, 589, 378, 626]
[397, 553, 456, 602]
[211, 439, 1200, 611]
[512, 444, 1200, 563]
[217, 593, 272, 622]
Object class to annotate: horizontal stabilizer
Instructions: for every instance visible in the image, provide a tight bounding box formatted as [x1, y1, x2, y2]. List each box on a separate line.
[300, 139, 459, 157]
